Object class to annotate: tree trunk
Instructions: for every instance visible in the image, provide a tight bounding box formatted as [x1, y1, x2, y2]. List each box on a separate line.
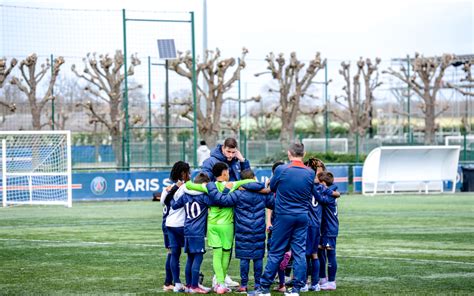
[200, 129, 219, 149]
[280, 117, 296, 147]
[424, 94, 436, 145]
[30, 102, 42, 130]
[110, 130, 122, 168]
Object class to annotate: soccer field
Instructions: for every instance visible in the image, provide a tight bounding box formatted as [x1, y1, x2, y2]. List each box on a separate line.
[1, 194, 473, 295]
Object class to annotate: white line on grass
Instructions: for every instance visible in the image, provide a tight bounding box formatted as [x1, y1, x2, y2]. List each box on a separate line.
[343, 255, 474, 266]
[0, 238, 162, 248]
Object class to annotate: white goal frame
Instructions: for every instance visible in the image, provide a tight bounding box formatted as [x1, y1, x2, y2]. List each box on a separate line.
[1, 131, 72, 207]
[302, 138, 349, 154]
[445, 135, 474, 147]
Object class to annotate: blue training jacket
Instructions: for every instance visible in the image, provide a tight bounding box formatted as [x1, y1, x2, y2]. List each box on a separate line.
[201, 144, 250, 182]
[269, 160, 316, 216]
[309, 184, 334, 227]
[206, 181, 274, 260]
[315, 184, 339, 238]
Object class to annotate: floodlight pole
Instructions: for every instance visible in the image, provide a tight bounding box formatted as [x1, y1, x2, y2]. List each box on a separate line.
[203, 0, 208, 58]
[165, 59, 170, 165]
[190, 11, 198, 168]
[147, 56, 152, 168]
[407, 54, 412, 144]
[238, 58, 242, 149]
[122, 9, 130, 170]
[50, 53, 55, 130]
[324, 62, 329, 153]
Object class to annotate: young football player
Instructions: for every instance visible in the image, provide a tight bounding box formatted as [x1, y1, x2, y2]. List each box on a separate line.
[161, 161, 191, 292]
[315, 171, 340, 291]
[171, 173, 213, 294]
[304, 158, 339, 292]
[206, 169, 274, 293]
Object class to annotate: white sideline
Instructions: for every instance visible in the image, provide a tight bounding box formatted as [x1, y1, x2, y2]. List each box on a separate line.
[0, 238, 161, 248]
[342, 255, 474, 266]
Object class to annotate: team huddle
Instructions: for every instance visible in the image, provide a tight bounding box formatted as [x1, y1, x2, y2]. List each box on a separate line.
[160, 138, 341, 296]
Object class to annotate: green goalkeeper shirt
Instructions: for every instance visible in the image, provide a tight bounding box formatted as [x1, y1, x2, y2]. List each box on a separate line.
[185, 179, 254, 225]
[208, 182, 233, 225]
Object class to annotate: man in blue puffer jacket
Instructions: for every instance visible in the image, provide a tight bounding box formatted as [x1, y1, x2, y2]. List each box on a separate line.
[206, 169, 274, 293]
[202, 138, 250, 182]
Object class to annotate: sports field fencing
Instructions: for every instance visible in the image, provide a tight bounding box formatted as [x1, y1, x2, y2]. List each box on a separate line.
[1, 5, 474, 170]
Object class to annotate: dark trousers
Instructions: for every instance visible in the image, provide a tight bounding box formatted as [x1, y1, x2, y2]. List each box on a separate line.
[260, 213, 308, 291]
[240, 258, 263, 287]
[185, 252, 204, 287]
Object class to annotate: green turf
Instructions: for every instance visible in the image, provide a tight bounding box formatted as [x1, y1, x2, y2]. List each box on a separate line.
[0, 194, 473, 295]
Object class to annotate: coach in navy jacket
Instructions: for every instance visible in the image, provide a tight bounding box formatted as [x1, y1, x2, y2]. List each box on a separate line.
[258, 142, 315, 295]
[201, 138, 250, 182]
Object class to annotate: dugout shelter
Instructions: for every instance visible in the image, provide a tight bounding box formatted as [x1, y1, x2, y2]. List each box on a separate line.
[362, 146, 460, 195]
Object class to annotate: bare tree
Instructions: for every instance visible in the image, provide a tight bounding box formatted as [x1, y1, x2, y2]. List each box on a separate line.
[333, 57, 382, 142]
[249, 101, 280, 139]
[299, 103, 323, 135]
[262, 52, 326, 145]
[42, 76, 84, 130]
[0, 57, 17, 88]
[446, 59, 474, 132]
[72, 50, 141, 166]
[0, 57, 18, 113]
[0, 84, 22, 125]
[9, 54, 64, 129]
[383, 53, 454, 144]
[447, 59, 474, 96]
[168, 48, 257, 147]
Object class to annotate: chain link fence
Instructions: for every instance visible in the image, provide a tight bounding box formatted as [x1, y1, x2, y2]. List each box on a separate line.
[1, 5, 473, 170]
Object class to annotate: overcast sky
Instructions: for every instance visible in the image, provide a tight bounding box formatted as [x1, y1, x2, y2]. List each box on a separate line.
[1, 0, 473, 106]
[2, 0, 472, 60]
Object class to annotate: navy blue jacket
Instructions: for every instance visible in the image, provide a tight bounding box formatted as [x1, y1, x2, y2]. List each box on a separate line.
[269, 160, 316, 216]
[207, 181, 274, 260]
[309, 184, 335, 228]
[171, 191, 210, 238]
[201, 144, 250, 182]
[315, 184, 339, 237]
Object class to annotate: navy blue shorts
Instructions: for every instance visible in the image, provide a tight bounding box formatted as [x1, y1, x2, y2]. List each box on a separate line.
[320, 236, 337, 250]
[184, 236, 206, 254]
[167, 226, 185, 248]
[162, 225, 171, 249]
[306, 225, 320, 255]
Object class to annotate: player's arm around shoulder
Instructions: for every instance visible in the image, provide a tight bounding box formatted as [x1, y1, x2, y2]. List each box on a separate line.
[162, 183, 179, 205]
[312, 184, 334, 205]
[263, 192, 275, 209]
[171, 193, 186, 210]
[206, 182, 238, 207]
[185, 180, 208, 193]
[269, 165, 285, 192]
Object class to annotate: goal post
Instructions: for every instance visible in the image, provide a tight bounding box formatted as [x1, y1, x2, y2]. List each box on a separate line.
[1, 131, 72, 207]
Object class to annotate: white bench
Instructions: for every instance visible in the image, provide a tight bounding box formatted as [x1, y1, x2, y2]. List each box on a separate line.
[362, 146, 460, 195]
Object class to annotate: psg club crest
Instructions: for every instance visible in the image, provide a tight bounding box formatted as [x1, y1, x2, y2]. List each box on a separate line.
[90, 176, 107, 195]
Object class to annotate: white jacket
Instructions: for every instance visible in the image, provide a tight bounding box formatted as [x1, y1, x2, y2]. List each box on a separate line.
[197, 145, 211, 166]
[164, 184, 186, 228]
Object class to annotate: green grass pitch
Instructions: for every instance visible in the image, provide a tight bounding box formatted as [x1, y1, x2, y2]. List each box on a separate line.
[1, 194, 473, 295]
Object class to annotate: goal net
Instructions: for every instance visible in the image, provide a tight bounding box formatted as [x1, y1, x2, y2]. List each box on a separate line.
[302, 138, 349, 154]
[445, 135, 474, 150]
[1, 131, 72, 207]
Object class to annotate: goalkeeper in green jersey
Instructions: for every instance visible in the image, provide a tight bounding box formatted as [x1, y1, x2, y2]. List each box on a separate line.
[186, 162, 254, 294]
